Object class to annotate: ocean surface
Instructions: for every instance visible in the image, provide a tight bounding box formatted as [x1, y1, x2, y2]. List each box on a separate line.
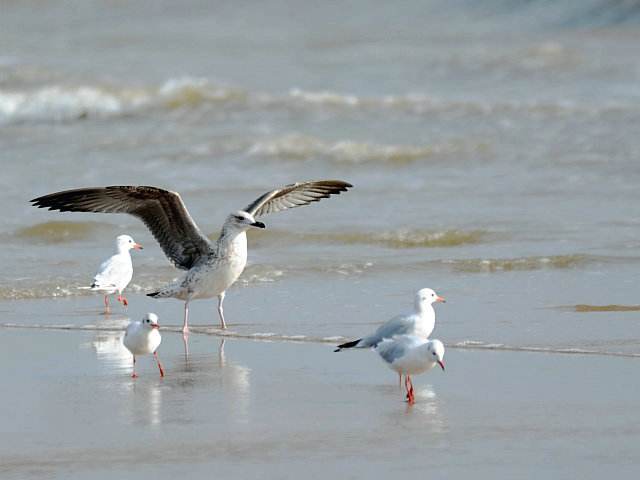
[1, 1, 640, 477]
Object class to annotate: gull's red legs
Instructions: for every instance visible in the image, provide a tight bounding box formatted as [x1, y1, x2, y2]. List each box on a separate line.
[154, 351, 165, 377]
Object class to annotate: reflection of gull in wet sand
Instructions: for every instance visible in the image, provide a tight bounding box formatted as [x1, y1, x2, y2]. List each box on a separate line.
[217, 339, 251, 422]
[334, 288, 445, 352]
[376, 336, 445, 404]
[91, 328, 130, 370]
[32, 180, 352, 333]
[78, 234, 142, 313]
[178, 337, 251, 422]
[218, 339, 251, 394]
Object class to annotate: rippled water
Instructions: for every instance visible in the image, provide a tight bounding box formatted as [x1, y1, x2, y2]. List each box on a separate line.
[3, 2, 640, 478]
[2, 1, 640, 351]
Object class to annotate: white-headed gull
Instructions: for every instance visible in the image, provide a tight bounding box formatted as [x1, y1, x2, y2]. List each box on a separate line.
[79, 234, 142, 312]
[123, 313, 164, 378]
[334, 288, 445, 352]
[376, 335, 445, 404]
[32, 181, 352, 333]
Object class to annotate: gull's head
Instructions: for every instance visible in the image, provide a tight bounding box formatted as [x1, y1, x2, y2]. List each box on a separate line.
[415, 288, 445, 310]
[116, 234, 143, 252]
[225, 211, 266, 231]
[142, 312, 160, 329]
[427, 339, 445, 371]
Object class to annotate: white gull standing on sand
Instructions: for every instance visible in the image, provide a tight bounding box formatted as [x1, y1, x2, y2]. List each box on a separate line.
[123, 313, 164, 378]
[79, 234, 142, 313]
[334, 288, 445, 352]
[376, 335, 445, 404]
[32, 180, 352, 333]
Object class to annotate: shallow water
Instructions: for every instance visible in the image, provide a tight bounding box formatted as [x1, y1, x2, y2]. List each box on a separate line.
[2, 1, 640, 477]
[2, 327, 640, 479]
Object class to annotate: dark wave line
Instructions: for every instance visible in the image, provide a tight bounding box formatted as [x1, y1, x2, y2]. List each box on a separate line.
[3, 323, 639, 358]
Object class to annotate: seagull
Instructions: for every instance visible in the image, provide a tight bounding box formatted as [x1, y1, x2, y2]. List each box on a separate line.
[79, 234, 143, 313]
[123, 312, 164, 378]
[334, 288, 445, 352]
[376, 335, 445, 404]
[31, 180, 352, 332]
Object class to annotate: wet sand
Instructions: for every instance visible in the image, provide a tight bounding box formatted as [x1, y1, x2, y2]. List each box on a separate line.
[2, 302, 640, 479]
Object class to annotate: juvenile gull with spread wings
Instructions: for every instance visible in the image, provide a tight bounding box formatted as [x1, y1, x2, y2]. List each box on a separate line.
[32, 180, 352, 332]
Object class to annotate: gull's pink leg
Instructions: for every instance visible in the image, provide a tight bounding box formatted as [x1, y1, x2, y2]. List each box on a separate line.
[404, 375, 415, 404]
[407, 376, 415, 405]
[117, 293, 128, 306]
[217, 292, 227, 329]
[131, 355, 138, 378]
[154, 351, 165, 377]
[182, 334, 190, 359]
[183, 301, 190, 335]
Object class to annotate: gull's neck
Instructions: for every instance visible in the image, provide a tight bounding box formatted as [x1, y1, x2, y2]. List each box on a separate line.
[415, 302, 435, 317]
[116, 246, 132, 256]
[216, 227, 248, 257]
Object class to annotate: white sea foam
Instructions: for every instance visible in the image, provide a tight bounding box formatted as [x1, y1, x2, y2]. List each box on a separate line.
[0, 86, 128, 122]
[247, 133, 476, 164]
[1, 77, 629, 125]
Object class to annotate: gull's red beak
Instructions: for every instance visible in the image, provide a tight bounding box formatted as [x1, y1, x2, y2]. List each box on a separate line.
[133, 243, 143, 250]
[436, 296, 446, 303]
[151, 324, 160, 329]
[438, 360, 445, 371]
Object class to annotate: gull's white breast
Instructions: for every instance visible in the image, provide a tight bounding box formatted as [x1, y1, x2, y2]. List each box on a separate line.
[184, 232, 248, 300]
[123, 322, 161, 355]
[390, 349, 437, 375]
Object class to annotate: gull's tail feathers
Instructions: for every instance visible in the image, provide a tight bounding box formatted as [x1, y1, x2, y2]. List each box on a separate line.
[147, 289, 176, 299]
[78, 283, 116, 291]
[334, 338, 363, 352]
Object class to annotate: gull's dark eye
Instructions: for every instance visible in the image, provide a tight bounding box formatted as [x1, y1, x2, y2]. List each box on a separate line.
[432, 352, 436, 355]
[146, 319, 150, 323]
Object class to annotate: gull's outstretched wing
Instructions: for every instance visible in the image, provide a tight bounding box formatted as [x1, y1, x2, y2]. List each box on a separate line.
[243, 180, 352, 218]
[31, 186, 211, 270]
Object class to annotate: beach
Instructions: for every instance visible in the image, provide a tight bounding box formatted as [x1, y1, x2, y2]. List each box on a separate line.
[2, 307, 640, 479]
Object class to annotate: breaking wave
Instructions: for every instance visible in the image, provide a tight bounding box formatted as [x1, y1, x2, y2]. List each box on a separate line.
[1, 75, 633, 125]
[0, 263, 288, 300]
[246, 133, 486, 164]
[0, 77, 247, 123]
[253, 229, 490, 249]
[444, 254, 595, 272]
[0, 250, 630, 300]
